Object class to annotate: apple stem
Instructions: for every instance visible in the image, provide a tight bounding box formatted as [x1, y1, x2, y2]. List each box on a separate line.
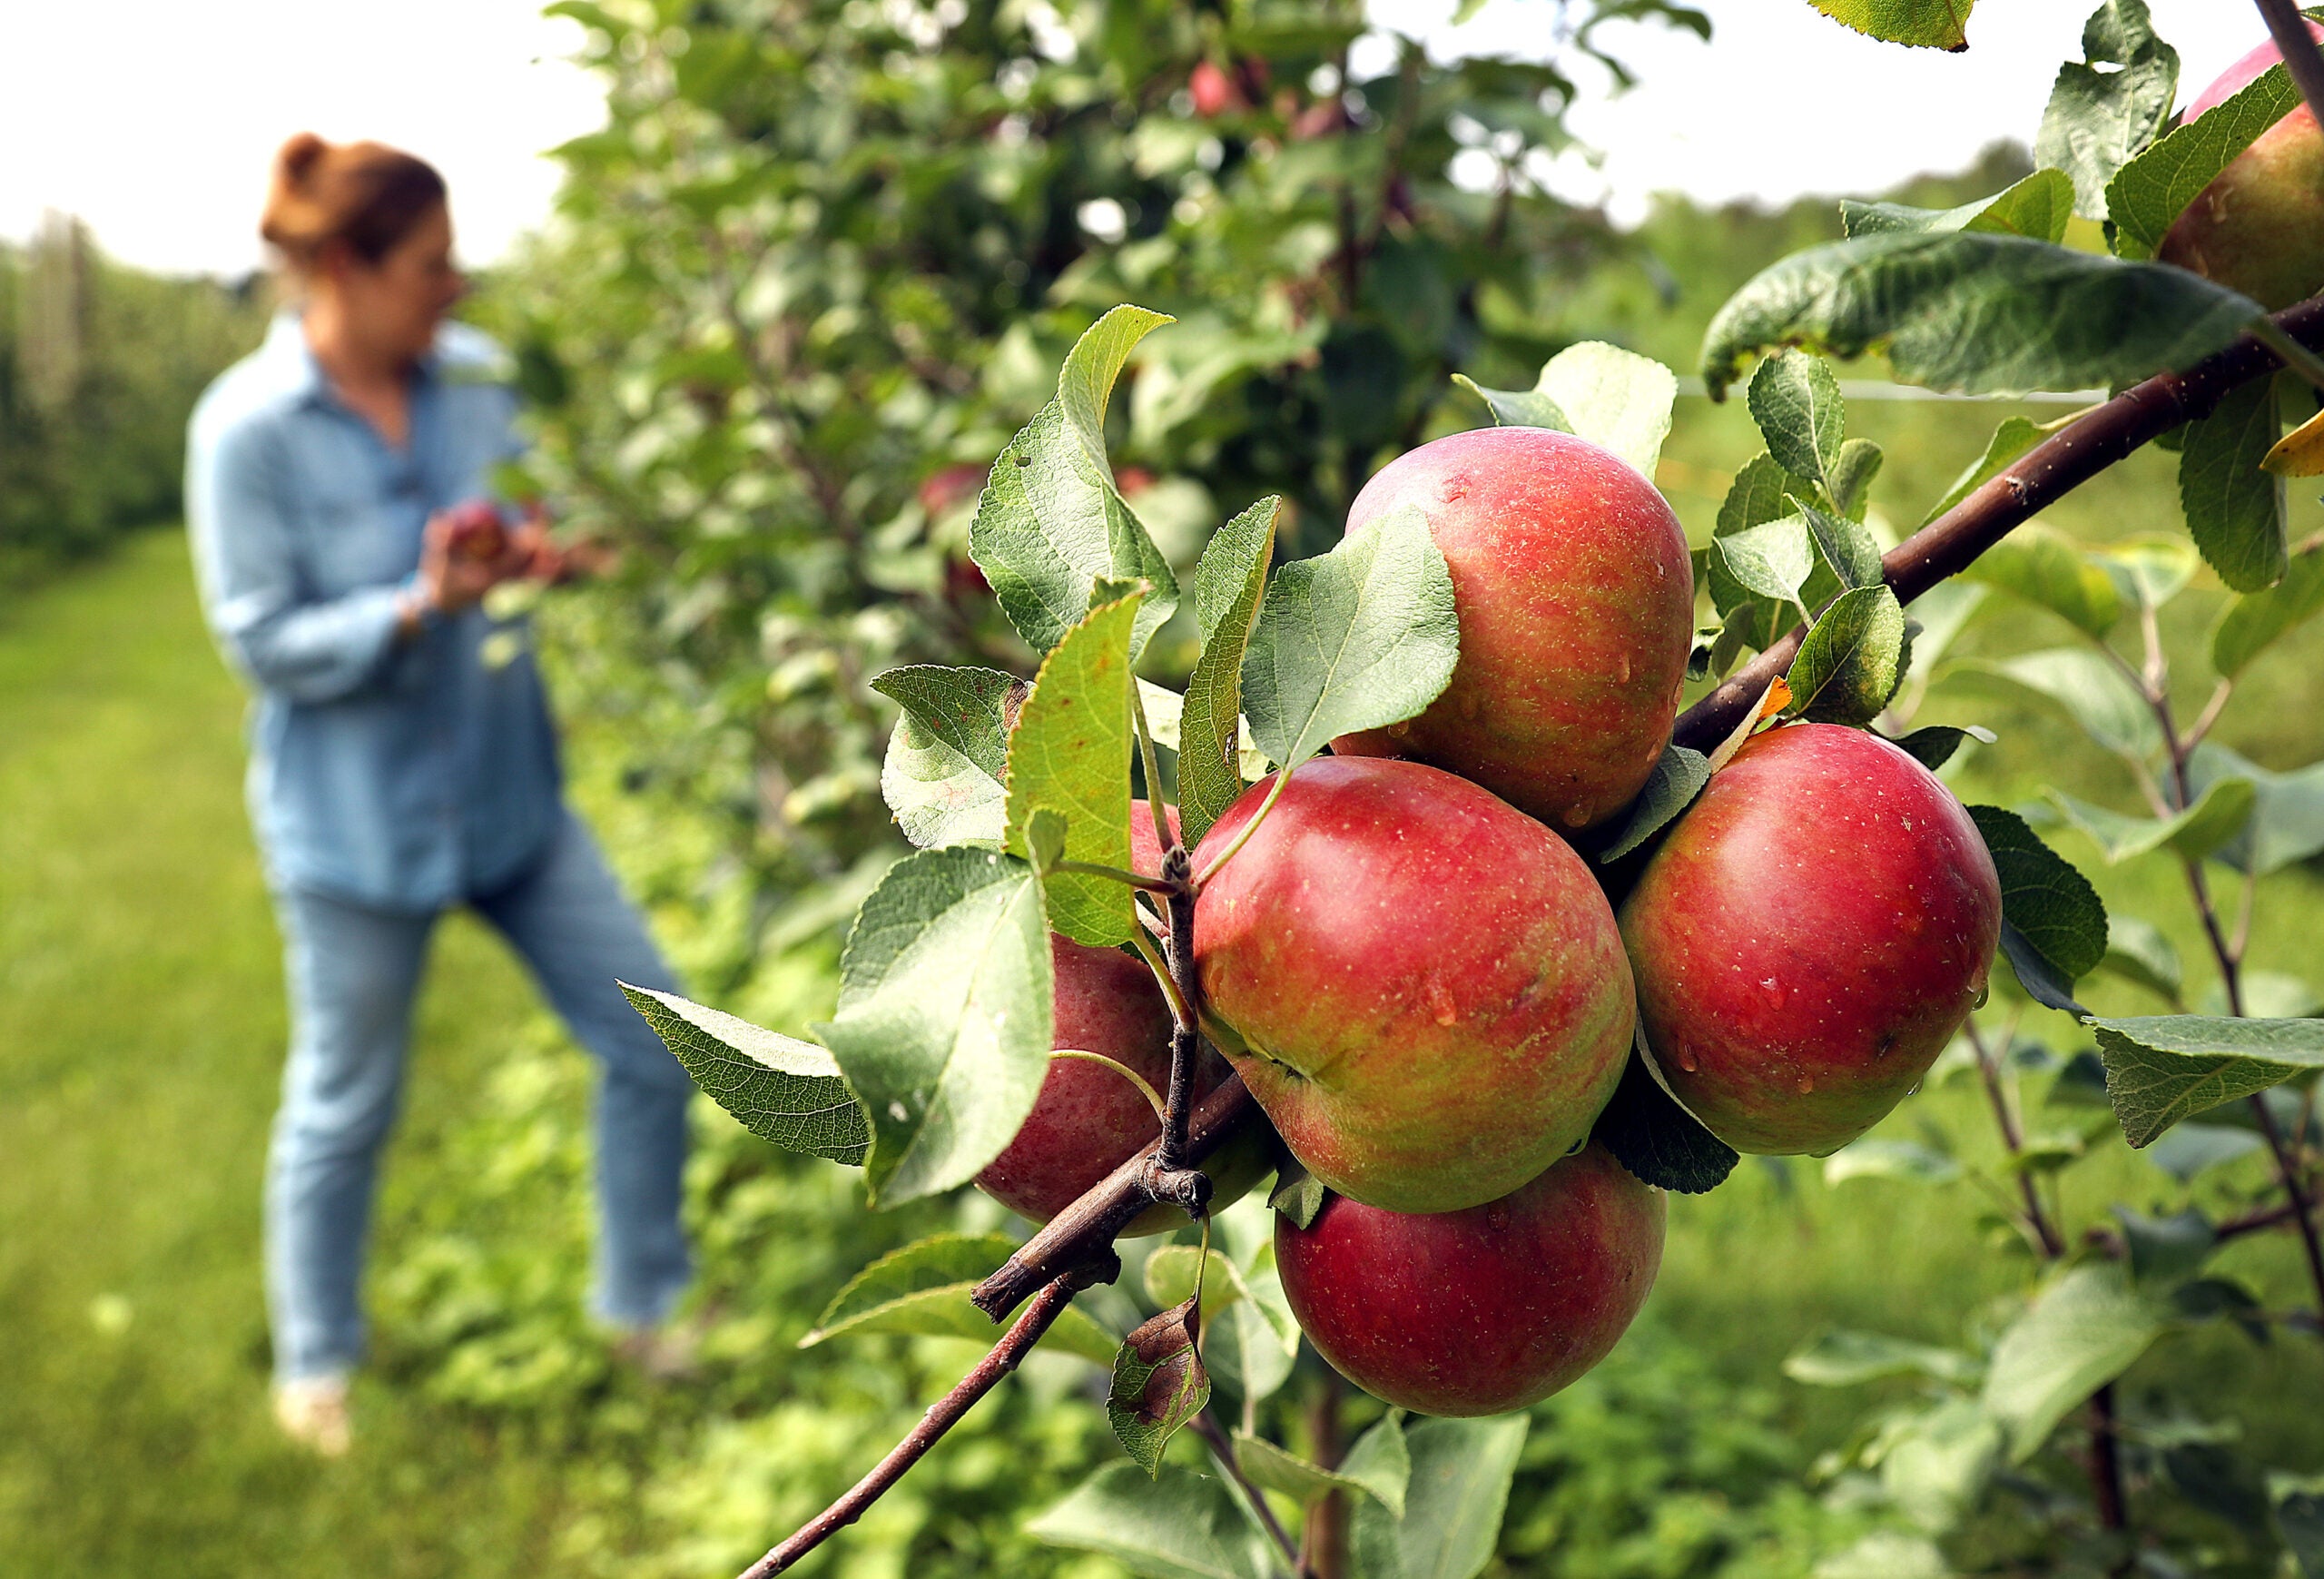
[1049, 1049, 1169, 1122]
[734, 1263, 1112, 1578]
[2252, 0, 2324, 137]
[1672, 295, 2324, 756]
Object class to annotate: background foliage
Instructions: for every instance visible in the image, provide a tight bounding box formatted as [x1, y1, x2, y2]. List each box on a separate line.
[0, 215, 268, 584]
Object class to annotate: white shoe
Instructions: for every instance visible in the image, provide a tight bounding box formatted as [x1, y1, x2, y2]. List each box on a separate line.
[272, 1375, 352, 1457]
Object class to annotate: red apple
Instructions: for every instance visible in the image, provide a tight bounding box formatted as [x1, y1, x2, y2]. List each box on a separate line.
[443, 498, 509, 563]
[2159, 24, 2324, 310]
[1191, 756, 1634, 1214]
[1331, 428, 1695, 834]
[1276, 1143, 1665, 1416]
[978, 804, 1259, 1233]
[1189, 60, 1243, 119]
[1619, 723, 2002, 1156]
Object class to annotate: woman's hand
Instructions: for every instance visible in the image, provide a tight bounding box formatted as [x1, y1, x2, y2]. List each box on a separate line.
[400, 501, 531, 637]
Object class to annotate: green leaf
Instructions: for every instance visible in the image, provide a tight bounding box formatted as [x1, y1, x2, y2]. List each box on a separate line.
[1349, 1416, 1528, 1579]
[1597, 745, 1710, 864]
[1814, 1533, 1953, 1579]
[2211, 536, 2324, 677]
[1747, 350, 1846, 496]
[1785, 585, 1906, 725]
[1241, 503, 1460, 775]
[2189, 744, 2324, 875]
[874, 666, 1022, 848]
[1453, 341, 1678, 477]
[1109, 1298, 1211, 1475]
[2091, 1015, 2324, 1147]
[2180, 376, 2288, 593]
[1887, 723, 1994, 771]
[2034, 0, 2179, 220]
[1143, 1246, 1246, 1326]
[1451, 374, 1561, 432]
[1236, 1417, 1410, 1516]
[1004, 593, 1141, 946]
[1965, 523, 2122, 637]
[1269, 1158, 1329, 1229]
[803, 1233, 1118, 1364]
[970, 307, 1181, 657]
[2112, 1205, 2217, 1286]
[2091, 534, 2201, 609]
[1718, 451, 1817, 537]
[1827, 438, 1886, 521]
[1805, 0, 1974, 51]
[1840, 168, 2076, 244]
[1181, 498, 1279, 846]
[1590, 1052, 1739, 1195]
[1974, 647, 2161, 760]
[1532, 341, 1679, 478]
[2108, 63, 2302, 258]
[1921, 415, 2049, 527]
[1709, 514, 1815, 615]
[1783, 1328, 1981, 1387]
[1800, 505, 1886, 607]
[2143, 1121, 2262, 1183]
[817, 847, 1052, 1206]
[1699, 232, 2260, 401]
[2271, 1473, 2324, 1579]
[2099, 913, 2182, 1002]
[621, 985, 868, 1163]
[1029, 1465, 1277, 1579]
[1982, 1262, 2167, 1462]
[2043, 776, 2255, 865]
[1822, 1138, 1963, 1186]
[1966, 805, 2110, 980]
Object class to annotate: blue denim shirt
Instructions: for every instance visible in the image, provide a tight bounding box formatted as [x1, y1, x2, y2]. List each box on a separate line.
[187, 313, 563, 913]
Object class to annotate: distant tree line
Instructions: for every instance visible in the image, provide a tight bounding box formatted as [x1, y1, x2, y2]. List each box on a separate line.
[0, 213, 269, 583]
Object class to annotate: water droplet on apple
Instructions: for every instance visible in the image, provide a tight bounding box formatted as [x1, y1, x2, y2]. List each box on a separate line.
[1617, 654, 1632, 683]
[1759, 976, 1785, 1008]
[1427, 982, 1459, 1027]
[1562, 804, 1591, 828]
[1675, 1050, 1699, 1073]
[1797, 1073, 1816, 1094]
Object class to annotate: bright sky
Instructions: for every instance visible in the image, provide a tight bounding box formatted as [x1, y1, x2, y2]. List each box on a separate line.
[0, 0, 2275, 278]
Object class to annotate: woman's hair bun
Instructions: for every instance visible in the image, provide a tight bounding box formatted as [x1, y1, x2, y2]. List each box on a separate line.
[275, 132, 330, 189]
[259, 134, 448, 273]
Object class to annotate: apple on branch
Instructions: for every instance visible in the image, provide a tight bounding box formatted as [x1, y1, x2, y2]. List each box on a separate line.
[1192, 757, 1634, 1215]
[1275, 1142, 1665, 1417]
[1619, 723, 2002, 1156]
[1331, 427, 1695, 835]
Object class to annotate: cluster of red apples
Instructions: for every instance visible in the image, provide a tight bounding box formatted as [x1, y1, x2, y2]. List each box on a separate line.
[976, 423, 2005, 1419]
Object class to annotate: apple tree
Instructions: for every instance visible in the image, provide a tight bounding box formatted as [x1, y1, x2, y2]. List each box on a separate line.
[538, 1, 2324, 1575]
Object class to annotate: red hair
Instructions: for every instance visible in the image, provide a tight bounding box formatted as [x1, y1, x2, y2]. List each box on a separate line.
[260, 133, 447, 271]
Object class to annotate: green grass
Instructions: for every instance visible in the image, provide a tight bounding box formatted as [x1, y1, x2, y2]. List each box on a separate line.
[0, 529, 576, 1576]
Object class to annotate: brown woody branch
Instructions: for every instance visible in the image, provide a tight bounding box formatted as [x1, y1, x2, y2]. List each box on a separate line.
[735, 1265, 1110, 1578]
[1670, 293, 2324, 755]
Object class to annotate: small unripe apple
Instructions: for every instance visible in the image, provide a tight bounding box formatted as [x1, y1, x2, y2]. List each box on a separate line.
[1276, 1143, 1665, 1417]
[1192, 757, 1634, 1214]
[1332, 427, 1694, 835]
[978, 804, 1259, 1233]
[444, 498, 509, 563]
[1619, 724, 2002, 1156]
[2159, 24, 2324, 311]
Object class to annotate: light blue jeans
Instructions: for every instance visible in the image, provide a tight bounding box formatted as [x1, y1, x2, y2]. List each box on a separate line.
[265, 810, 694, 1382]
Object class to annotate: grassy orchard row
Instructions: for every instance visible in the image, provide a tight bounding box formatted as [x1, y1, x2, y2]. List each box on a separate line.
[621, 16, 2324, 1572]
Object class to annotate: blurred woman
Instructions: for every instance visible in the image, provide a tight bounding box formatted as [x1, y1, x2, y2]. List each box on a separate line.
[186, 134, 695, 1455]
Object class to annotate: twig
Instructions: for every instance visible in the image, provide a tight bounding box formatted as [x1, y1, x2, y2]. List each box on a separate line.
[736, 1267, 1110, 1577]
[1671, 294, 2324, 754]
[973, 1075, 1261, 1318]
[1192, 1411, 1303, 1572]
[2253, 0, 2324, 138]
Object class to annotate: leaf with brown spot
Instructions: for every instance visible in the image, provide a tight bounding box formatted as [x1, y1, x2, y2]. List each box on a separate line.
[1107, 1297, 1210, 1474]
